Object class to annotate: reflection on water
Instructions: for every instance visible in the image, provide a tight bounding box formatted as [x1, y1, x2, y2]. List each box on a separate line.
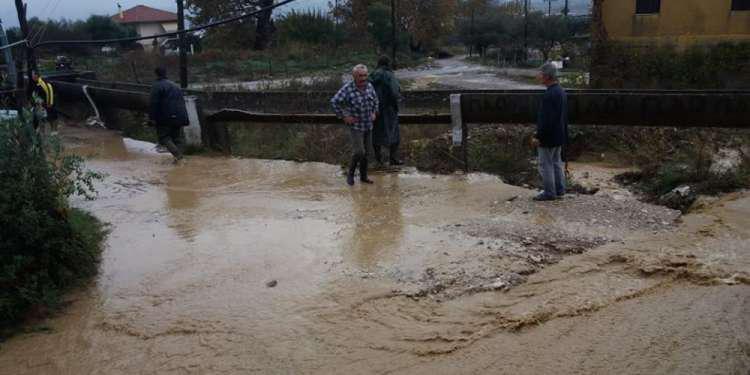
[348, 173, 405, 270]
[165, 165, 201, 241]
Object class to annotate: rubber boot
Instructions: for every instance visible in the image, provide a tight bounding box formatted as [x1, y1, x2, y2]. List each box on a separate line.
[347, 156, 358, 186]
[373, 144, 384, 168]
[360, 157, 374, 184]
[164, 138, 183, 163]
[389, 143, 403, 165]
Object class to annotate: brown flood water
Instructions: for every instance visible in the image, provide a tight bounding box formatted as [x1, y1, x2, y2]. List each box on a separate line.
[0, 126, 748, 374]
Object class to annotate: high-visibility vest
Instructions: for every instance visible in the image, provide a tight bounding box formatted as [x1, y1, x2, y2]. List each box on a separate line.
[36, 78, 54, 107]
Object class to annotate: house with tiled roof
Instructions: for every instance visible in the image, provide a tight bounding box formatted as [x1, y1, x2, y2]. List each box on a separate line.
[112, 5, 178, 51]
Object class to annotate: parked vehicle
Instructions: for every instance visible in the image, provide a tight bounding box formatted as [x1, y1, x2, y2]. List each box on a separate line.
[55, 55, 73, 71]
[101, 45, 117, 55]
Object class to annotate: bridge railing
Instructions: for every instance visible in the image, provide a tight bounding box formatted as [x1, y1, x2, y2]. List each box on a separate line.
[50, 76, 750, 171]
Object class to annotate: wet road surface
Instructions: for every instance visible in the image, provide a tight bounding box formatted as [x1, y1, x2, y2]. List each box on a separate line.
[0, 127, 748, 374]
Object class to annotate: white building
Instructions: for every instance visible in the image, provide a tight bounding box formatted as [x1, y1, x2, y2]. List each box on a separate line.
[112, 5, 178, 51]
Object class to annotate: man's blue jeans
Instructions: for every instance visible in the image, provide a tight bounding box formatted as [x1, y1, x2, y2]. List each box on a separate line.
[538, 146, 566, 198]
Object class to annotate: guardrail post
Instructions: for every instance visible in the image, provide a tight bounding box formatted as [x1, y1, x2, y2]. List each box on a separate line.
[450, 94, 469, 172]
[183, 95, 202, 147]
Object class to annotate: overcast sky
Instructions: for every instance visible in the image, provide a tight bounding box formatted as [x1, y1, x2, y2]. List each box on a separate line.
[1, 0, 329, 29]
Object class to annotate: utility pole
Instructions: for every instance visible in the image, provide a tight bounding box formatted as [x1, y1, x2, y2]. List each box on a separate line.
[14, 0, 36, 90]
[563, 0, 569, 16]
[523, 0, 528, 62]
[177, 0, 188, 88]
[391, 0, 396, 68]
[334, 0, 339, 48]
[548, 0, 552, 16]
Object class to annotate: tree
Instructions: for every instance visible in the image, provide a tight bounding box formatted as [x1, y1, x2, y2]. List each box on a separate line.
[186, 0, 276, 50]
[6, 16, 137, 56]
[332, 0, 456, 52]
[398, 0, 456, 52]
[529, 13, 569, 61]
[83, 15, 137, 41]
[253, 0, 276, 50]
[277, 10, 341, 46]
[367, 2, 392, 51]
[456, 2, 523, 57]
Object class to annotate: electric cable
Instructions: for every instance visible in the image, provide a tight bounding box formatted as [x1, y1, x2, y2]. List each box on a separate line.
[33, 0, 297, 49]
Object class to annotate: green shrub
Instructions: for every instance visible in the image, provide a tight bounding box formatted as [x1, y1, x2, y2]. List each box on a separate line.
[592, 41, 750, 89]
[0, 116, 104, 331]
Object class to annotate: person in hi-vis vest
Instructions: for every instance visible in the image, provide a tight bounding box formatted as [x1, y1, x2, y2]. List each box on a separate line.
[31, 71, 59, 134]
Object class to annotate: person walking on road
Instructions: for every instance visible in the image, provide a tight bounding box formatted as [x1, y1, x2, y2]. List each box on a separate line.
[331, 64, 379, 186]
[149, 67, 189, 163]
[531, 62, 568, 201]
[369, 56, 402, 167]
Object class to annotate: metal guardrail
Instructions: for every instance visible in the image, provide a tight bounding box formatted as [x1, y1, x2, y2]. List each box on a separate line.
[458, 92, 750, 128]
[50, 77, 750, 169]
[205, 109, 451, 124]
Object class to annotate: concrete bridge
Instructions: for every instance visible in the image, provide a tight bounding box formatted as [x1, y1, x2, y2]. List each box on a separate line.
[25, 72, 750, 162]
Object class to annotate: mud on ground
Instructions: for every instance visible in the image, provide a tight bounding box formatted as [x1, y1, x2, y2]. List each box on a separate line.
[0, 126, 747, 375]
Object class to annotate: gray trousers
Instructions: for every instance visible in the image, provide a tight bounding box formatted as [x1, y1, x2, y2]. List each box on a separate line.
[350, 129, 372, 159]
[538, 146, 566, 197]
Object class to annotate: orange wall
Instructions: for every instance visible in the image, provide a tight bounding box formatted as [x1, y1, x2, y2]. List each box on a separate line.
[602, 0, 750, 46]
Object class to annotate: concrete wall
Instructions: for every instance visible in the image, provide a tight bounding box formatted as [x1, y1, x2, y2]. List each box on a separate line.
[602, 0, 750, 47]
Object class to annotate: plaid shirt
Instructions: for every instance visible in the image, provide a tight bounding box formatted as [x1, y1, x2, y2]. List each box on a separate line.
[330, 81, 379, 131]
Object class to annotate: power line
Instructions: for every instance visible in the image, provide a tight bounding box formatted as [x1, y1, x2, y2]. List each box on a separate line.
[29, 0, 63, 45]
[0, 38, 26, 52]
[33, 0, 298, 48]
[25, 0, 52, 43]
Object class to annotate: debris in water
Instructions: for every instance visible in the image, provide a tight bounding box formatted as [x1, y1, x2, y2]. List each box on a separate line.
[266, 280, 278, 288]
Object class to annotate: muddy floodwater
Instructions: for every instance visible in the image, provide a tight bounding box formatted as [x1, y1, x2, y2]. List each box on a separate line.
[1, 127, 749, 374]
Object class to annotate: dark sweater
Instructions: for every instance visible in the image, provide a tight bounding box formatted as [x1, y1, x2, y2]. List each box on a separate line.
[536, 83, 568, 148]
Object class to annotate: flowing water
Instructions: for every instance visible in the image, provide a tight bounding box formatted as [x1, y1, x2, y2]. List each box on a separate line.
[0, 127, 748, 374]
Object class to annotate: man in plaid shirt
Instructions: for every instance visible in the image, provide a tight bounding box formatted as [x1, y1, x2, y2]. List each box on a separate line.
[331, 64, 380, 186]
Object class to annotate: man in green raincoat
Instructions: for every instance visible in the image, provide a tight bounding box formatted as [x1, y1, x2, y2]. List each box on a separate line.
[369, 56, 402, 166]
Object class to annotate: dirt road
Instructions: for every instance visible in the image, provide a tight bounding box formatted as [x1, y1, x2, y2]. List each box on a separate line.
[396, 56, 543, 90]
[190, 56, 542, 91]
[0, 127, 748, 374]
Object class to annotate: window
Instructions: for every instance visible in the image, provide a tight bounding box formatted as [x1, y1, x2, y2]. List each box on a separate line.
[732, 0, 750, 11]
[636, 0, 660, 14]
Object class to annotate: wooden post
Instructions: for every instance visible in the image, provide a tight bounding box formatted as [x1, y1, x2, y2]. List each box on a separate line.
[177, 0, 188, 88]
[391, 0, 397, 68]
[14, 0, 36, 91]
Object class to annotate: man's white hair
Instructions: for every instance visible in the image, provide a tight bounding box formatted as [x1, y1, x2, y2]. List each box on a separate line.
[352, 64, 368, 74]
[540, 62, 558, 81]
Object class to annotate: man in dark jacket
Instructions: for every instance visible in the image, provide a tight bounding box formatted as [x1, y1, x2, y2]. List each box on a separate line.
[149, 67, 189, 162]
[369, 56, 402, 166]
[532, 62, 568, 201]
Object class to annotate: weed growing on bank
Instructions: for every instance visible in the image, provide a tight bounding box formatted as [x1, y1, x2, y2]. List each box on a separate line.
[0, 117, 105, 335]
